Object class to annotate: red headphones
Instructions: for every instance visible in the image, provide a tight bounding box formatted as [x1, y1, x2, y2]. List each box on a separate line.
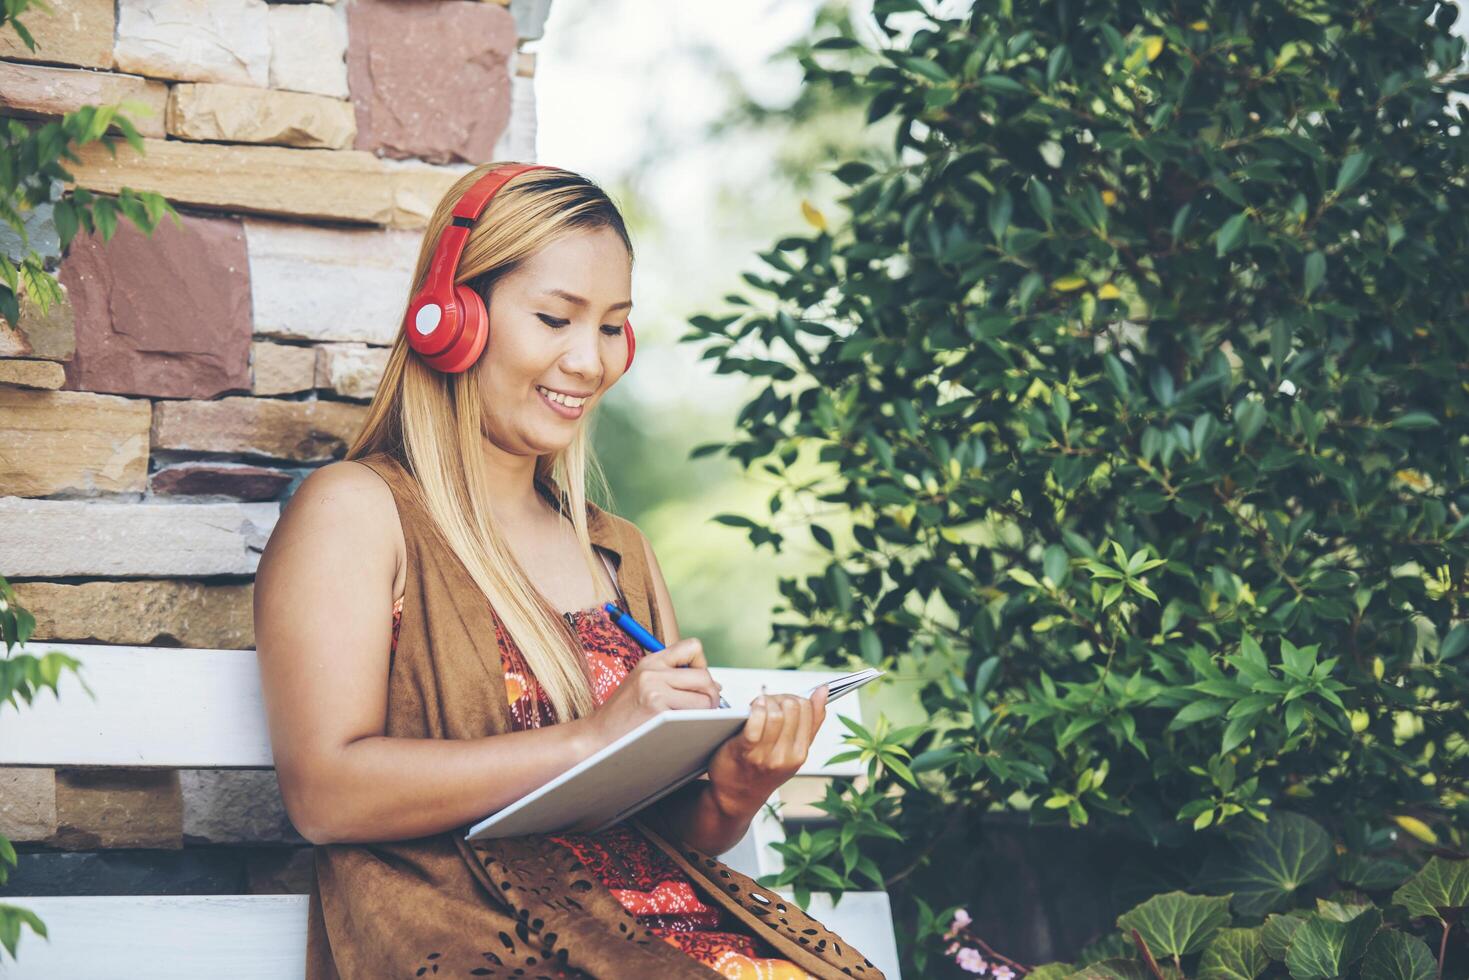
[403, 163, 636, 374]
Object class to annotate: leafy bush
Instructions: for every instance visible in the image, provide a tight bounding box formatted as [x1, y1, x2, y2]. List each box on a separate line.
[928, 813, 1465, 978]
[685, 0, 1469, 968]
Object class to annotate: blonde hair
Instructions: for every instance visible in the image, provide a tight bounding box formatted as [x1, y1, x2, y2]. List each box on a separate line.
[347, 162, 634, 722]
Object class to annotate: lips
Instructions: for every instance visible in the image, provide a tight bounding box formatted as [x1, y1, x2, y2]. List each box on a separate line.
[537, 385, 584, 419]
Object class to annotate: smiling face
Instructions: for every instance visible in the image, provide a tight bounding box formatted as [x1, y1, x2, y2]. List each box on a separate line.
[473, 225, 634, 457]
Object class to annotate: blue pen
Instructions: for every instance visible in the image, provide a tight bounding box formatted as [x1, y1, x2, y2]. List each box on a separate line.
[604, 603, 731, 709]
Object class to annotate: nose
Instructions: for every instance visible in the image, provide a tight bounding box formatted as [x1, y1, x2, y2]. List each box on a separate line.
[558, 322, 604, 384]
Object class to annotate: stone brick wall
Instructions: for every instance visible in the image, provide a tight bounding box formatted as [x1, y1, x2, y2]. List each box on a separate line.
[0, 0, 550, 899]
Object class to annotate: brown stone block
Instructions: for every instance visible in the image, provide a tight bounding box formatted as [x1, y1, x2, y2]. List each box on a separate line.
[251, 340, 318, 395]
[0, 358, 66, 389]
[0, 767, 58, 843]
[53, 768, 183, 850]
[347, 0, 515, 164]
[167, 82, 356, 150]
[0, 61, 168, 138]
[0, 0, 115, 70]
[152, 395, 368, 463]
[13, 579, 256, 649]
[57, 213, 252, 399]
[0, 283, 76, 361]
[63, 136, 462, 229]
[150, 461, 294, 501]
[0, 387, 151, 496]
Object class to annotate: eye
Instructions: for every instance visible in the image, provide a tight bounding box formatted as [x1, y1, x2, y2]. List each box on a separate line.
[538, 313, 624, 337]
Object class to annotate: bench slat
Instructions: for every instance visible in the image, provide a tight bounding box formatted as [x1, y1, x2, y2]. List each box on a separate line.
[1, 893, 902, 979]
[0, 644, 864, 776]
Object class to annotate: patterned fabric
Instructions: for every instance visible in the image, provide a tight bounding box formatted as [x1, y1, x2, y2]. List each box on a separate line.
[390, 594, 817, 980]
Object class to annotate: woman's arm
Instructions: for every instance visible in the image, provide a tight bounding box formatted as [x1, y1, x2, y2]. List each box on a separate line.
[637, 531, 827, 855]
[256, 463, 602, 845]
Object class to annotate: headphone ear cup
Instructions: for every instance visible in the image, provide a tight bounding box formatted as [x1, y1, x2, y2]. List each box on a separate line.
[623, 319, 636, 373]
[424, 285, 489, 374]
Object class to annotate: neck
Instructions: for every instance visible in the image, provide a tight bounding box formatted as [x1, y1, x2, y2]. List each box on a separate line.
[479, 439, 557, 527]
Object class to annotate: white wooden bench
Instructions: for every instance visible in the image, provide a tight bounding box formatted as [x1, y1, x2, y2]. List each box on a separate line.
[0, 643, 901, 978]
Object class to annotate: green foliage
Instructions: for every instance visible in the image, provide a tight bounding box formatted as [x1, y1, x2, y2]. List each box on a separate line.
[1024, 814, 1462, 978]
[0, 1, 178, 326]
[684, 0, 1469, 967]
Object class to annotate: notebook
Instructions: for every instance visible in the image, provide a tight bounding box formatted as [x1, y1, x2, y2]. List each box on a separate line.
[464, 667, 883, 840]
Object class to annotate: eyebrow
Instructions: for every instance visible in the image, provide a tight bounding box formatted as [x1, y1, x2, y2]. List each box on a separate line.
[540, 288, 633, 313]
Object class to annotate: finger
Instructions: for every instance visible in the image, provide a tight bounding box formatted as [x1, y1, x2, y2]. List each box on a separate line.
[657, 688, 718, 712]
[660, 637, 706, 669]
[811, 683, 829, 732]
[776, 695, 806, 762]
[789, 695, 816, 763]
[758, 694, 788, 748]
[658, 666, 722, 708]
[742, 696, 769, 743]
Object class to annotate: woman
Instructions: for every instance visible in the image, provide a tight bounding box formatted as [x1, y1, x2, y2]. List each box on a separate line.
[253, 162, 886, 979]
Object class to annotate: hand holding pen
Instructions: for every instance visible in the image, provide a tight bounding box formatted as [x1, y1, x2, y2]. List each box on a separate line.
[604, 603, 731, 708]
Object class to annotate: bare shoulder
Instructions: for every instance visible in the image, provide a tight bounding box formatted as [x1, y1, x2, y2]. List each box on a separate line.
[259, 459, 405, 602]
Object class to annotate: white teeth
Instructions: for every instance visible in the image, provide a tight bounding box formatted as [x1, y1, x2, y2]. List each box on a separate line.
[538, 386, 586, 408]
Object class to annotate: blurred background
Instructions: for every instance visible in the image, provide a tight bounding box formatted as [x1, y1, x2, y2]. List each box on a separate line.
[535, 0, 890, 671]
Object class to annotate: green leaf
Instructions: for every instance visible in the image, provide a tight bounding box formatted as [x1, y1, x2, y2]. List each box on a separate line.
[1437, 623, 1468, 662]
[1200, 812, 1334, 917]
[1334, 151, 1370, 194]
[1282, 906, 1381, 978]
[1359, 928, 1437, 980]
[857, 628, 882, 666]
[1302, 252, 1325, 299]
[1216, 212, 1249, 257]
[1198, 926, 1270, 980]
[1260, 913, 1306, 960]
[1388, 411, 1438, 430]
[1391, 856, 1469, 922]
[1115, 890, 1232, 960]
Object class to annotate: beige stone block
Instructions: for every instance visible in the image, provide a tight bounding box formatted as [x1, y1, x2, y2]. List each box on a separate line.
[0, 0, 114, 69]
[268, 3, 348, 99]
[385, 156, 474, 230]
[0, 388, 150, 496]
[0, 358, 66, 389]
[246, 217, 421, 345]
[166, 82, 355, 150]
[0, 284, 76, 361]
[54, 769, 183, 850]
[0, 768, 58, 843]
[152, 395, 368, 463]
[0, 498, 279, 577]
[492, 72, 536, 165]
[12, 579, 256, 649]
[0, 61, 168, 138]
[251, 340, 318, 396]
[314, 343, 389, 401]
[114, 0, 270, 87]
[516, 51, 536, 78]
[65, 137, 462, 228]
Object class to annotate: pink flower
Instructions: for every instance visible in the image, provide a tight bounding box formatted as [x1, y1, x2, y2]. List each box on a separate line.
[993, 967, 1015, 980]
[955, 946, 988, 974]
[946, 941, 960, 955]
[945, 906, 973, 938]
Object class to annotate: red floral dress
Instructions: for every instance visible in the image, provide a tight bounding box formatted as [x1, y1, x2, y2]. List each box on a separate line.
[390, 594, 816, 980]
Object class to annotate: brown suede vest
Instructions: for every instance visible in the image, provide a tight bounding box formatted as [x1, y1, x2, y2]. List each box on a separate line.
[302, 450, 886, 979]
